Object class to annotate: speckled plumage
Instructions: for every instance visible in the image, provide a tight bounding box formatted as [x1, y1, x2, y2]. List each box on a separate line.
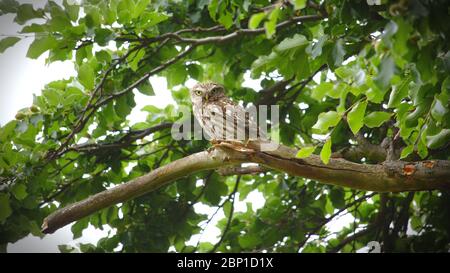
[190, 82, 264, 141]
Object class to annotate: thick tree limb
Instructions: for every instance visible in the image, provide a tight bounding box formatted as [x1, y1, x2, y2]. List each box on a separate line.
[42, 144, 450, 234]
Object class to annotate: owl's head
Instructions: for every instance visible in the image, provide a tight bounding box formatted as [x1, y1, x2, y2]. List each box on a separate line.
[190, 82, 226, 105]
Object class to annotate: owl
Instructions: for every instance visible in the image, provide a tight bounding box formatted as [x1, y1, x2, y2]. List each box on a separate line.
[190, 82, 266, 142]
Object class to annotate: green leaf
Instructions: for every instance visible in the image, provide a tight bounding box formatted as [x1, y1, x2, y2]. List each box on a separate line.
[49, 14, 71, 32]
[0, 120, 17, 142]
[166, 65, 187, 89]
[137, 80, 154, 96]
[14, 4, 43, 25]
[187, 64, 203, 81]
[249, 12, 265, 29]
[0, 37, 20, 53]
[0, 193, 12, 222]
[329, 188, 345, 209]
[140, 11, 170, 28]
[71, 218, 89, 239]
[0, 0, 19, 15]
[275, 34, 308, 52]
[320, 138, 332, 164]
[295, 51, 311, 80]
[296, 146, 316, 158]
[331, 39, 345, 67]
[117, 0, 133, 24]
[312, 111, 341, 132]
[11, 183, 27, 200]
[374, 56, 395, 90]
[387, 76, 410, 108]
[85, 5, 101, 28]
[417, 137, 428, 159]
[208, 0, 219, 20]
[204, 175, 228, 205]
[128, 48, 145, 72]
[264, 7, 280, 38]
[364, 111, 392, 128]
[95, 50, 112, 64]
[26, 36, 58, 59]
[218, 11, 233, 29]
[430, 94, 448, 122]
[311, 82, 334, 101]
[291, 0, 307, 10]
[426, 129, 450, 149]
[114, 93, 133, 119]
[347, 100, 368, 135]
[132, 0, 150, 19]
[20, 23, 46, 33]
[381, 21, 398, 49]
[334, 66, 353, 80]
[78, 62, 95, 90]
[94, 28, 116, 46]
[63, 0, 79, 21]
[400, 145, 414, 159]
[238, 233, 261, 249]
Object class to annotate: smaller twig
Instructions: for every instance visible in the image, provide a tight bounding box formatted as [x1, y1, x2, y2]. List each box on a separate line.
[209, 176, 241, 253]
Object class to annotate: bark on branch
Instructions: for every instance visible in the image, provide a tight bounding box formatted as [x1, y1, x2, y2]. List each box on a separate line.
[42, 144, 450, 234]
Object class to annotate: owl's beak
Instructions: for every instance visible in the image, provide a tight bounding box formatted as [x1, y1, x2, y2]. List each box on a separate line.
[204, 94, 209, 101]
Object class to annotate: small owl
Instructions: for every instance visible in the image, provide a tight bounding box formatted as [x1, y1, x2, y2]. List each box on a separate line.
[190, 82, 265, 142]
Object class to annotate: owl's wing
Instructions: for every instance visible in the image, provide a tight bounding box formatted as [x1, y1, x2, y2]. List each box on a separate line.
[203, 101, 266, 141]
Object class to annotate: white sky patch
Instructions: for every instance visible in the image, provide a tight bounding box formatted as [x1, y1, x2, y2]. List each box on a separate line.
[312, 133, 328, 141]
[128, 76, 176, 123]
[298, 102, 309, 110]
[326, 70, 337, 81]
[312, 72, 322, 84]
[326, 212, 355, 234]
[342, 56, 356, 65]
[242, 71, 262, 91]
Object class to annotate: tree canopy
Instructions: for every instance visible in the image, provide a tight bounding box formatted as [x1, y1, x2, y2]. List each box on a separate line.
[0, 0, 449, 253]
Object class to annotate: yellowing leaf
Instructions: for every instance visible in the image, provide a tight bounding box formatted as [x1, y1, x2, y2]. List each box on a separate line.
[264, 7, 280, 38]
[320, 138, 332, 164]
[296, 146, 316, 158]
[291, 0, 307, 10]
[249, 12, 266, 29]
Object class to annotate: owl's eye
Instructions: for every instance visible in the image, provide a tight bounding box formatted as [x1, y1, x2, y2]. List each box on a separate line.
[194, 90, 202, 96]
[211, 87, 221, 93]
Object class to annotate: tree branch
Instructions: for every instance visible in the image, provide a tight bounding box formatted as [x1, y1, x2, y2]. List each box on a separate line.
[67, 122, 173, 154]
[210, 176, 240, 253]
[42, 143, 450, 234]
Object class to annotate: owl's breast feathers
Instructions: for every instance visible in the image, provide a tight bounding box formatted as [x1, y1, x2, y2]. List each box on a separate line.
[199, 98, 266, 141]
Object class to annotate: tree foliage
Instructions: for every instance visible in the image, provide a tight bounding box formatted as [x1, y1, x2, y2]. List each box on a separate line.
[0, 0, 449, 253]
